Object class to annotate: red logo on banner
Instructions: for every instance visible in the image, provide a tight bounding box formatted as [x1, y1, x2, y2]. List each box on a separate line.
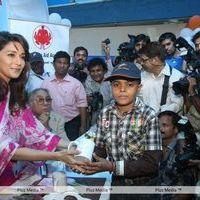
[33, 25, 52, 50]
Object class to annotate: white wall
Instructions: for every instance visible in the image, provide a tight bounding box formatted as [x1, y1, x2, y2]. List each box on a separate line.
[69, 22, 186, 56]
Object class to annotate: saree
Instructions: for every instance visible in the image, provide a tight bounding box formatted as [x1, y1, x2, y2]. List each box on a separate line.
[0, 94, 60, 185]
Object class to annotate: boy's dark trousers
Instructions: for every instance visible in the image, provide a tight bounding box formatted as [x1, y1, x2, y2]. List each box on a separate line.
[64, 115, 81, 141]
[110, 175, 155, 200]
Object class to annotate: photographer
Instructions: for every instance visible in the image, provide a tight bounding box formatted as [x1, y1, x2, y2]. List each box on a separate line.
[187, 76, 200, 113]
[148, 111, 198, 199]
[173, 32, 200, 133]
[114, 34, 137, 65]
[135, 34, 151, 53]
[68, 46, 89, 84]
[85, 42, 113, 126]
[138, 42, 184, 113]
[188, 31, 200, 114]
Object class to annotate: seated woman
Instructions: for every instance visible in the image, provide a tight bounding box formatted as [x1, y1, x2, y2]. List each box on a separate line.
[28, 88, 70, 146]
[0, 31, 84, 186]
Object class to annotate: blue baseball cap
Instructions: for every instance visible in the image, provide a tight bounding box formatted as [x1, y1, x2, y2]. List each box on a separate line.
[30, 52, 44, 63]
[104, 62, 141, 81]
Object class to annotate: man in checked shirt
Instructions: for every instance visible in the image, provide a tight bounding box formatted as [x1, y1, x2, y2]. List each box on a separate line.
[83, 62, 162, 200]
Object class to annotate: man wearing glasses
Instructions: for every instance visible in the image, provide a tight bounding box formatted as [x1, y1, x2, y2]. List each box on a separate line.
[138, 42, 184, 113]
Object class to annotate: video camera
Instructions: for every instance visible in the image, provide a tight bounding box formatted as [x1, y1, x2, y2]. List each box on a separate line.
[102, 38, 111, 45]
[174, 117, 200, 173]
[175, 37, 200, 69]
[172, 71, 200, 96]
[116, 34, 137, 63]
[173, 36, 200, 96]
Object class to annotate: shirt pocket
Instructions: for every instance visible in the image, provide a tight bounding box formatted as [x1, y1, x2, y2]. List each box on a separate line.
[126, 131, 145, 157]
[63, 90, 76, 106]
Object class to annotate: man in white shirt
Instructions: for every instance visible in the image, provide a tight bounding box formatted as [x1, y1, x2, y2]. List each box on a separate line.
[26, 52, 50, 93]
[138, 42, 185, 113]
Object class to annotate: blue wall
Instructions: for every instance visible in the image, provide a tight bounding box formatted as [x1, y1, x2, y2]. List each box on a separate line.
[0, 0, 8, 31]
[49, 0, 200, 27]
[47, 0, 71, 6]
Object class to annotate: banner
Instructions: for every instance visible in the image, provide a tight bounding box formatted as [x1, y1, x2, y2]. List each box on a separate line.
[0, 0, 9, 31]
[9, 19, 70, 74]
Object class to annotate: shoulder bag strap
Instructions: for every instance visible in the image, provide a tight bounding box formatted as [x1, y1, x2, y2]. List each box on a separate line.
[160, 66, 172, 106]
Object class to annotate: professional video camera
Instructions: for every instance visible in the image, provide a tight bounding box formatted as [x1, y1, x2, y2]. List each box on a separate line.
[116, 34, 137, 63]
[174, 117, 200, 173]
[173, 36, 200, 96]
[175, 36, 200, 69]
[172, 71, 200, 96]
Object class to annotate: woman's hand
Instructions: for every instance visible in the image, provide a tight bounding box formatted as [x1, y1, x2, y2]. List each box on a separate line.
[56, 150, 87, 172]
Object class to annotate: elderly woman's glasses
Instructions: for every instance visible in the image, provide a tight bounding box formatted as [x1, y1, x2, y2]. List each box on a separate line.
[35, 97, 52, 104]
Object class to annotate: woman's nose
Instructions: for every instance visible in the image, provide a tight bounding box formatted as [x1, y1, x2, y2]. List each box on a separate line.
[15, 56, 21, 65]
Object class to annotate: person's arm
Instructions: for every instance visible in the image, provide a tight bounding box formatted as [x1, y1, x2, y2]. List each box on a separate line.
[78, 107, 87, 135]
[75, 82, 88, 134]
[12, 148, 85, 169]
[189, 95, 200, 113]
[102, 42, 110, 61]
[187, 77, 200, 113]
[83, 150, 162, 176]
[101, 42, 113, 74]
[123, 150, 162, 177]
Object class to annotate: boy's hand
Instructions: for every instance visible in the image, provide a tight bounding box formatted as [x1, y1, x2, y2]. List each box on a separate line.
[82, 153, 114, 175]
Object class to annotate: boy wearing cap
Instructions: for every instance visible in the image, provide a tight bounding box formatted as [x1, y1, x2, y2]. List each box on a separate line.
[83, 62, 162, 199]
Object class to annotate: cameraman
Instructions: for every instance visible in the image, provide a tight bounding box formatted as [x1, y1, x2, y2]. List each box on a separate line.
[135, 34, 151, 53]
[187, 76, 200, 113]
[192, 31, 200, 55]
[148, 111, 197, 199]
[85, 42, 113, 126]
[68, 46, 88, 84]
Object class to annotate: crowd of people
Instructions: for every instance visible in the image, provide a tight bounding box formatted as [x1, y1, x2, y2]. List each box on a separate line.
[0, 29, 200, 199]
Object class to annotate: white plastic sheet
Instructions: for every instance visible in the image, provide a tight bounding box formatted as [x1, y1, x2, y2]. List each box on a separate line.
[9, 0, 49, 22]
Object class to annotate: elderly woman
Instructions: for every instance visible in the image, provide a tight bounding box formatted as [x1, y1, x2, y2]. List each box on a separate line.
[28, 88, 70, 145]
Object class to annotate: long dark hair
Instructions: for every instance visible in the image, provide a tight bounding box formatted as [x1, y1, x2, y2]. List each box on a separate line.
[0, 31, 29, 110]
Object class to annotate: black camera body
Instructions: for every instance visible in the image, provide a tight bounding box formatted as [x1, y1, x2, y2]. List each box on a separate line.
[117, 34, 137, 63]
[102, 38, 110, 45]
[173, 36, 200, 96]
[174, 118, 199, 173]
[89, 92, 103, 112]
[172, 71, 200, 96]
[175, 146, 200, 172]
